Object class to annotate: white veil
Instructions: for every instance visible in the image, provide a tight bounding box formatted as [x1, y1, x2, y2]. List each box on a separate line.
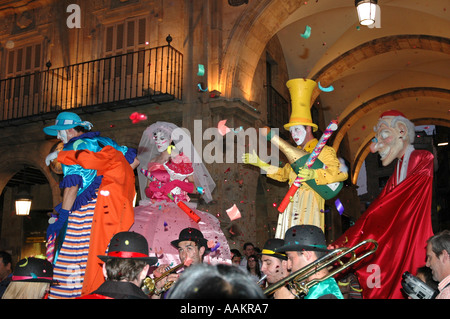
[137, 121, 216, 204]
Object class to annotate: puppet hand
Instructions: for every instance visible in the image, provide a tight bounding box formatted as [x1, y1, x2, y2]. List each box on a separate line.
[45, 151, 59, 166]
[297, 168, 317, 181]
[242, 150, 269, 169]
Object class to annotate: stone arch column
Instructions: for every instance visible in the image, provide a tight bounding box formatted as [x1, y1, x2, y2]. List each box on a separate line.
[219, 0, 305, 101]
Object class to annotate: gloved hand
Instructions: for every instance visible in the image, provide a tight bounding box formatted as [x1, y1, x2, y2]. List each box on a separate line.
[242, 150, 270, 170]
[46, 205, 70, 239]
[45, 151, 59, 166]
[297, 167, 318, 181]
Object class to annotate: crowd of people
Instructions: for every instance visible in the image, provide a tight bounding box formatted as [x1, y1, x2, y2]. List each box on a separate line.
[0, 102, 448, 300]
[1, 227, 449, 299]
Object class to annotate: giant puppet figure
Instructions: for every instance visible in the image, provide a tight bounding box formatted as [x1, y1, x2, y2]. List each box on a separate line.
[243, 79, 348, 237]
[332, 110, 434, 299]
[43, 112, 138, 298]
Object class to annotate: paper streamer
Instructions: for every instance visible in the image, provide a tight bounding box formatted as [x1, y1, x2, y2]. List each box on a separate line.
[197, 83, 208, 92]
[300, 25, 312, 39]
[318, 82, 334, 92]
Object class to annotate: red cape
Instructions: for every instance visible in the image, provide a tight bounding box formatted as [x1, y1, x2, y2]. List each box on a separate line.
[58, 146, 136, 296]
[333, 150, 434, 299]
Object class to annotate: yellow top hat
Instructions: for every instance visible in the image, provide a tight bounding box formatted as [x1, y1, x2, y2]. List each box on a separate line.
[284, 78, 318, 132]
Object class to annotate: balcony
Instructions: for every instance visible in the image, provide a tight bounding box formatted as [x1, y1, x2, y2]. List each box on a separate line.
[0, 39, 183, 126]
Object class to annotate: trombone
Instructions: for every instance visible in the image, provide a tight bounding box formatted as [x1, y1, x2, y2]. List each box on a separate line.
[263, 238, 378, 297]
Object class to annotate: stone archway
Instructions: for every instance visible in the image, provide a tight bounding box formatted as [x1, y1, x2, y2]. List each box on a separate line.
[219, 0, 306, 100]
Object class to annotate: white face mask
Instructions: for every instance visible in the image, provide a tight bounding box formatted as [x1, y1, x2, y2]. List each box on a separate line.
[57, 130, 69, 144]
[154, 131, 171, 152]
[289, 125, 306, 146]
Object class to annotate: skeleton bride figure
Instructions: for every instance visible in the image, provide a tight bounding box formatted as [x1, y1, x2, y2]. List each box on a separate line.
[130, 122, 231, 267]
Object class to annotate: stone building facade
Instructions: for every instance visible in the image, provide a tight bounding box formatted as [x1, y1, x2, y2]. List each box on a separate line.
[0, 0, 360, 262]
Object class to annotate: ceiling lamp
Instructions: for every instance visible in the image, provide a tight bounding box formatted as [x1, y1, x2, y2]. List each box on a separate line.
[355, 0, 378, 26]
[15, 185, 33, 216]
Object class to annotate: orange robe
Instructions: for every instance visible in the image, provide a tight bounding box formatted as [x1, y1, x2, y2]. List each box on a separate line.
[58, 145, 136, 296]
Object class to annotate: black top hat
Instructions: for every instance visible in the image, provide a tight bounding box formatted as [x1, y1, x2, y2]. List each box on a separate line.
[98, 231, 157, 265]
[259, 238, 287, 260]
[12, 256, 55, 283]
[276, 225, 330, 253]
[170, 228, 208, 250]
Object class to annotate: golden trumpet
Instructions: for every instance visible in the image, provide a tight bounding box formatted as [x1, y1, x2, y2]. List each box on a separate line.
[263, 239, 378, 297]
[142, 263, 184, 296]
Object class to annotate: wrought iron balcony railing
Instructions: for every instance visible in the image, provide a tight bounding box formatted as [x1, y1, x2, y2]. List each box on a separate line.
[0, 41, 183, 123]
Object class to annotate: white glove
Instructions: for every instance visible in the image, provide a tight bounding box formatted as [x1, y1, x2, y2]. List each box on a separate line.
[45, 151, 59, 166]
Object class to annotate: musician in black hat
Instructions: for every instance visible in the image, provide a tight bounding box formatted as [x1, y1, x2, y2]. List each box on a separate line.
[151, 227, 209, 299]
[1, 256, 55, 299]
[259, 238, 292, 298]
[275, 225, 343, 299]
[78, 231, 157, 299]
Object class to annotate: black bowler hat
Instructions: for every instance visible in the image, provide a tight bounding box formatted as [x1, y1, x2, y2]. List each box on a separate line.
[170, 228, 208, 250]
[259, 238, 287, 260]
[98, 231, 157, 265]
[12, 256, 55, 283]
[276, 225, 330, 253]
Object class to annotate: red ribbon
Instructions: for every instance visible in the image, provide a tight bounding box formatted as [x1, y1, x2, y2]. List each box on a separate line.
[12, 275, 53, 281]
[107, 251, 149, 258]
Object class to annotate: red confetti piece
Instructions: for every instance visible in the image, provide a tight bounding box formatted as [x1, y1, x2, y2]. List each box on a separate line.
[129, 112, 148, 124]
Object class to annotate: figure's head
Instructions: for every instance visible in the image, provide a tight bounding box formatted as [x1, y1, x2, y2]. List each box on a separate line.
[43, 112, 93, 143]
[153, 128, 172, 152]
[171, 228, 209, 266]
[260, 239, 289, 284]
[370, 110, 415, 166]
[426, 230, 450, 283]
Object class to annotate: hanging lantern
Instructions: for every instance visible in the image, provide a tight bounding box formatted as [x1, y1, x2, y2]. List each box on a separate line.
[355, 0, 378, 26]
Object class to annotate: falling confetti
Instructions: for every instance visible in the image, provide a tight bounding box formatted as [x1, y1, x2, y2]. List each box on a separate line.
[335, 198, 344, 215]
[99, 190, 110, 196]
[211, 242, 220, 252]
[129, 112, 148, 124]
[226, 204, 241, 221]
[300, 25, 312, 39]
[217, 119, 231, 136]
[197, 64, 205, 76]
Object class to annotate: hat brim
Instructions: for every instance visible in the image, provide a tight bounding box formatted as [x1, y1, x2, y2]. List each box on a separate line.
[12, 277, 58, 284]
[284, 122, 318, 132]
[275, 243, 330, 254]
[259, 251, 287, 260]
[170, 238, 209, 252]
[43, 124, 77, 136]
[97, 255, 158, 265]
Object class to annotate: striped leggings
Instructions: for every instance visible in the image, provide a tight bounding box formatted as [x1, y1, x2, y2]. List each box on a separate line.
[48, 198, 96, 299]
